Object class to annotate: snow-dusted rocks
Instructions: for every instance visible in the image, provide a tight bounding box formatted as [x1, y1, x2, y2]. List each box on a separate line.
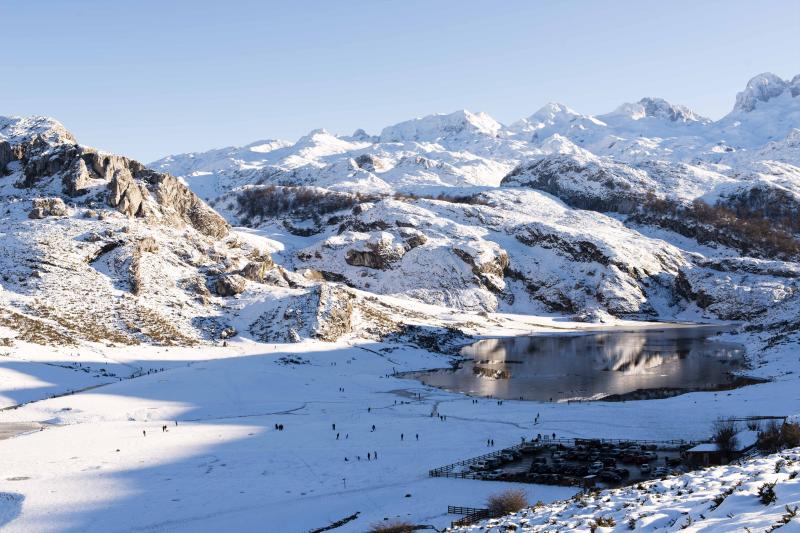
[28, 197, 69, 219]
[734, 72, 793, 112]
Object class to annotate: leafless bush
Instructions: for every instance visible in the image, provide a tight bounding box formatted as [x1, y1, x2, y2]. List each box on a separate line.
[712, 417, 739, 455]
[758, 421, 800, 452]
[367, 520, 416, 533]
[487, 489, 529, 516]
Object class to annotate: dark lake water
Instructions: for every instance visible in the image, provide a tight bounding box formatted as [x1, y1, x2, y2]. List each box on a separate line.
[408, 325, 756, 401]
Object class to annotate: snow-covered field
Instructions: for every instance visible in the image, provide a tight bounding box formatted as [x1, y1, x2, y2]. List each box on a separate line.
[1, 319, 799, 532]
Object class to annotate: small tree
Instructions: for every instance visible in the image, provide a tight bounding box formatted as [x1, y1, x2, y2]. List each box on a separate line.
[487, 489, 529, 517]
[758, 481, 777, 505]
[712, 417, 739, 455]
[758, 420, 783, 452]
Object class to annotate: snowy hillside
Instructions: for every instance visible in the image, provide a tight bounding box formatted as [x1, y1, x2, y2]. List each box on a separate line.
[451, 447, 800, 532]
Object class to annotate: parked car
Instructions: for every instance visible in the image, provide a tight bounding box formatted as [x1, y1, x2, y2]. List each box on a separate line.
[640, 463, 651, 473]
[600, 470, 622, 483]
[653, 467, 669, 477]
[588, 462, 604, 475]
[470, 461, 487, 471]
[612, 467, 630, 478]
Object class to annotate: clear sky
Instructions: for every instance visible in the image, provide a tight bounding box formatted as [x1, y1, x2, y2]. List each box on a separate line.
[1, 0, 798, 162]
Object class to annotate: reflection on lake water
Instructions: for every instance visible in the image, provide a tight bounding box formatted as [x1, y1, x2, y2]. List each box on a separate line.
[408, 326, 756, 401]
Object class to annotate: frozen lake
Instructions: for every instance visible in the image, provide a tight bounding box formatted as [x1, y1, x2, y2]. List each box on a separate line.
[408, 325, 756, 401]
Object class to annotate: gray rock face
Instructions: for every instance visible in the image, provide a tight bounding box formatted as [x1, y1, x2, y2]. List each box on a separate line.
[1, 130, 229, 239]
[62, 158, 92, 196]
[28, 197, 69, 219]
[0, 141, 18, 174]
[108, 167, 148, 217]
[344, 233, 406, 269]
[214, 274, 247, 296]
[240, 259, 275, 283]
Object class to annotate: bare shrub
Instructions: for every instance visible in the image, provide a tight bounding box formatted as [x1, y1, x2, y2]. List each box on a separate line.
[712, 417, 739, 455]
[639, 193, 800, 259]
[781, 422, 800, 448]
[487, 489, 529, 516]
[759, 420, 783, 452]
[758, 421, 800, 452]
[367, 520, 415, 533]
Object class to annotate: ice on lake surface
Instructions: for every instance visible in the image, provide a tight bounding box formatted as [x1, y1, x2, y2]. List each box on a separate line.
[409, 325, 753, 401]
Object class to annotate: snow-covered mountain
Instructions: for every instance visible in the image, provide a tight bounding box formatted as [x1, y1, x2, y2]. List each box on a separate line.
[2, 72, 800, 348]
[147, 71, 800, 324]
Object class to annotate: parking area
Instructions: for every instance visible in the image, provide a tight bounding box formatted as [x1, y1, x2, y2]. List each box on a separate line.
[432, 437, 693, 489]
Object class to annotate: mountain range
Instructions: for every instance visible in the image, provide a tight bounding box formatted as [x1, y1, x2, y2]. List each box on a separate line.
[1, 72, 800, 348]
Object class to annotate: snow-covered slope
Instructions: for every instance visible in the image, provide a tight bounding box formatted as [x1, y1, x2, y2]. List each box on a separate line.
[451, 447, 800, 532]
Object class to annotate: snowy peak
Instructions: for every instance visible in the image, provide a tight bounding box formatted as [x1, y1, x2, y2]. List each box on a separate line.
[0, 115, 77, 146]
[379, 109, 502, 143]
[733, 72, 794, 112]
[605, 98, 707, 124]
[529, 102, 583, 123]
[637, 97, 709, 123]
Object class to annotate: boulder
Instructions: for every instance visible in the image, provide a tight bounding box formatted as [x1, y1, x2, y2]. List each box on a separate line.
[28, 197, 69, 219]
[240, 259, 275, 283]
[214, 274, 246, 296]
[345, 232, 406, 269]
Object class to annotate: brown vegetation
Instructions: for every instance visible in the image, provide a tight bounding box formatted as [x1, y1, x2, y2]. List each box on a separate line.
[367, 520, 416, 533]
[638, 193, 800, 259]
[486, 489, 529, 516]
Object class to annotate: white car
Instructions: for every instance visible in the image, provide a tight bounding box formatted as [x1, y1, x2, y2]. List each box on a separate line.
[640, 463, 651, 473]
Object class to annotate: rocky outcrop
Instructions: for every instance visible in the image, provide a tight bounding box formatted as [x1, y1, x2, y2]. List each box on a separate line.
[108, 167, 148, 218]
[62, 158, 92, 196]
[501, 154, 652, 213]
[676, 264, 798, 320]
[248, 283, 354, 343]
[1, 129, 229, 239]
[214, 273, 247, 296]
[28, 197, 69, 219]
[453, 244, 509, 293]
[353, 154, 386, 172]
[344, 232, 406, 269]
[240, 258, 275, 283]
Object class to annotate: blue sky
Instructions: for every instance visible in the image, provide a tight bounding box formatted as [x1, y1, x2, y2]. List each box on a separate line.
[1, 0, 798, 162]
